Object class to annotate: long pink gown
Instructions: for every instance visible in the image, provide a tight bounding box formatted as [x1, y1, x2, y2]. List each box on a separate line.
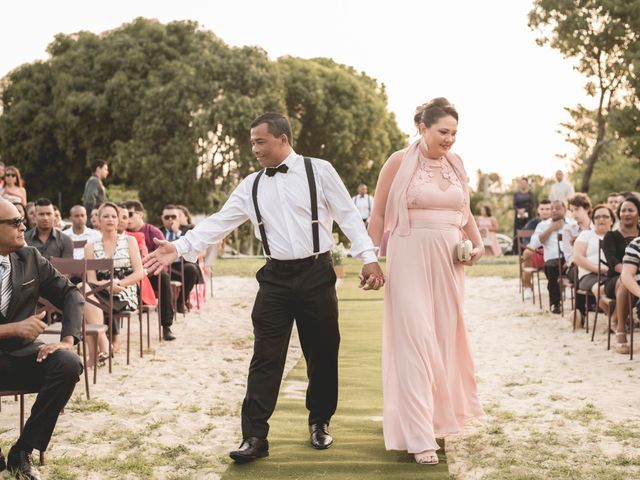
[382, 157, 484, 453]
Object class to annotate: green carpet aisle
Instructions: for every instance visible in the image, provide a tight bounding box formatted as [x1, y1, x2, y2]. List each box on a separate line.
[221, 264, 450, 479]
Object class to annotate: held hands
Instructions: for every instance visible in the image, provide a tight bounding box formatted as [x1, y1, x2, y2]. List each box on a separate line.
[143, 238, 178, 275]
[359, 262, 385, 290]
[14, 311, 47, 342]
[460, 246, 483, 266]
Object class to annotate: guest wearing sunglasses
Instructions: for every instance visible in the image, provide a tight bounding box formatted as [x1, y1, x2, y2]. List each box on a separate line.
[0, 199, 83, 480]
[2, 166, 27, 206]
[159, 205, 202, 313]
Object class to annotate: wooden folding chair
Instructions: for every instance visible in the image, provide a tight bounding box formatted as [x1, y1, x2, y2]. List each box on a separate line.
[170, 259, 187, 320]
[516, 229, 541, 307]
[49, 258, 108, 390]
[0, 390, 45, 465]
[72, 239, 88, 249]
[590, 239, 609, 343]
[84, 259, 115, 373]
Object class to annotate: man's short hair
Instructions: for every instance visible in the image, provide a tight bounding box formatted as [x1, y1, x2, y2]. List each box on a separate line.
[163, 204, 178, 211]
[91, 159, 108, 173]
[250, 112, 293, 145]
[125, 200, 144, 212]
[70, 205, 85, 215]
[35, 198, 53, 208]
[539, 198, 551, 205]
[567, 193, 592, 212]
[551, 200, 566, 210]
[607, 192, 620, 199]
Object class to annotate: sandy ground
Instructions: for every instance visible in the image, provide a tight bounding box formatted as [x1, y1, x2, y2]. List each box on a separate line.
[1, 275, 639, 479]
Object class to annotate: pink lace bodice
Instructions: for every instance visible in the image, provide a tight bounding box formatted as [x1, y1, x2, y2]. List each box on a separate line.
[406, 157, 464, 212]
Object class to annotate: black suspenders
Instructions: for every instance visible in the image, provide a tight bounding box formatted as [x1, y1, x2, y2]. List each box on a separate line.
[251, 157, 320, 258]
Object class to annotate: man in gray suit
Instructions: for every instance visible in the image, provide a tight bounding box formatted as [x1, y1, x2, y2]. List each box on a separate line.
[0, 199, 83, 480]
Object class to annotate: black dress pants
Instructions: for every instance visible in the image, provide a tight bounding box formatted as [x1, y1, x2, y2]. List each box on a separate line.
[148, 272, 173, 327]
[171, 262, 199, 308]
[543, 258, 564, 307]
[0, 349, 82, 451]
[241, 252, 339, 439]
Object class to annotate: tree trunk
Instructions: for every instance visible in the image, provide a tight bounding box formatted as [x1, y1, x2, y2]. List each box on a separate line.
[580, 94, 607, 194]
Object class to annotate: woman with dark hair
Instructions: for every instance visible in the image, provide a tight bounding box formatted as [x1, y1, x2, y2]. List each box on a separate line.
[602, 195, 640, 354]
[83, 202, 144, 361]
[368, 97, 485, 465]
[176, 204, 194, 228]
[2, 165, 27, 205]
[11, 201, 26, 220]
[476, 205, 502, 256]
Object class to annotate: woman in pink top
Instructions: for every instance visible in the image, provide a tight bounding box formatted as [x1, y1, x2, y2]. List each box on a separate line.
[477, 205, 502, 256]
[368, 98, 485, 465]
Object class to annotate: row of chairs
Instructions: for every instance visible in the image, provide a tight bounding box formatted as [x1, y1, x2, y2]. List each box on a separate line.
[517, 229, 636, 360]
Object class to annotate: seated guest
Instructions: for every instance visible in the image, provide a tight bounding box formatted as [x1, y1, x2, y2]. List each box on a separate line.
[117, 204, 156, 307]
[607, 192, 623, 228]
[25, 202, 36, 229]
[529, 200, 568, 313]
[24, 198, 73, 260]
[620, 235, 640, 342]
[160, 204, 202, 311]
[573, 204, 613, 299]
[90, 206, 100, 232]
[52, 205, 69, 231]
[1, 166, 27, 206]
[176, 204, 195, 229]
[11, 201, 27, 220]
[0, 198, 83, 480]
[521, 199, 551, 299]
[125, 200, 176, 341]
[62, 205, 101, 259]
[603, 196, 640, 354]
[83, 202, 144, 358]
[562, 193, 593, 280]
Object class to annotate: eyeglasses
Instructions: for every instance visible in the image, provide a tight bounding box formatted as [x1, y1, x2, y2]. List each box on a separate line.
[4, 173, 16, 177]
[163, 215, 177, 220]
[0, 216, 26, 228]
[594, 215, 612, 220]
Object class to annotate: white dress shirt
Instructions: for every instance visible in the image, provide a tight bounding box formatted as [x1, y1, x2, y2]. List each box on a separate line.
[549, 180, 575, 203]
[529, 219, 566, 261]
[174, 150, 377, 264]
[63, 226, 102, 259]
[352, 194, 374, 221]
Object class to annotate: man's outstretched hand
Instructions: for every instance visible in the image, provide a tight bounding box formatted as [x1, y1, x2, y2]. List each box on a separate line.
[143, 238, 179, 275]
[359, 262, 385, 290]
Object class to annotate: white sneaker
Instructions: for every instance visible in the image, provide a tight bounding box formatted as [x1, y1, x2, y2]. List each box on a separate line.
[523, 288, 533, 300]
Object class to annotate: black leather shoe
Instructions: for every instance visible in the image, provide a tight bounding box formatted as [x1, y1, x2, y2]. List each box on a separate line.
[229, 437, 269, 463]
[551, 304, 562, 314]
[163, 327, 176, 341]
[7, 447, 41, 480]
[0, 447, 5, 471]
[310, 423, 333, 449]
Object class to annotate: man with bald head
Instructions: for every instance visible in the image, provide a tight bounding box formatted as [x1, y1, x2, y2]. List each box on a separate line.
[0, 199, 83, 479]
[549, 170, 575, 204]
[62, 205, 101, 259]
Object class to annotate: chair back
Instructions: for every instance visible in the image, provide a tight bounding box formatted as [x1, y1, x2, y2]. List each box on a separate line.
[50, 258, 86, 279]
[515, 229, 534, 256]
[73, 240, 88, 249]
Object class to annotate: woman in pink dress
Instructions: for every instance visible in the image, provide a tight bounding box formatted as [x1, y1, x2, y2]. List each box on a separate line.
[368, 98, 485, 465]
[477, 205, 502, 256]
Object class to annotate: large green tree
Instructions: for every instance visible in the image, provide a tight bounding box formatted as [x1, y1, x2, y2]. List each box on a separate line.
[528, 0, 637, 193]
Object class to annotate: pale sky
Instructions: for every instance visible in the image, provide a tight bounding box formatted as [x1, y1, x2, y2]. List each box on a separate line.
[0, 0, 591, 184]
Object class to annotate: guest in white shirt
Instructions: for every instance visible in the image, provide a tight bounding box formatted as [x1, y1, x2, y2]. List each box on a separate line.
[530, 200, 568, 313]
[561, 193, 593, 275]
[549, 170, 575, 203]
[143, 112, 384, 463]
[62, 205, 101, 259]
[352, 184, 374, 225]
[573, 204, 613, 298]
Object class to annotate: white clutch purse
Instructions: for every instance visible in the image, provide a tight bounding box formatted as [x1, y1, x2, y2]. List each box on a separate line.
[456, 239, 473, 262]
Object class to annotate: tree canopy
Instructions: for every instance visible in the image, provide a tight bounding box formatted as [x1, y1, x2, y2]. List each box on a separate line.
[0, 17, 405, 226]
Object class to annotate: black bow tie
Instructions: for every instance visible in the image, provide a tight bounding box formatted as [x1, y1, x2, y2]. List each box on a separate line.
[265, 164, 289, 177]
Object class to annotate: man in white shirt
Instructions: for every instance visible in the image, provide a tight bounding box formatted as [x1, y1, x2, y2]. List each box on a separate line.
[62, 205, 101, 259]
[530, 200, 568, 313]
[352, 184, 374, 225]
[549, 170, 575, 203]
[144, 112, 384, 463]
[561, 193, 593, 274]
